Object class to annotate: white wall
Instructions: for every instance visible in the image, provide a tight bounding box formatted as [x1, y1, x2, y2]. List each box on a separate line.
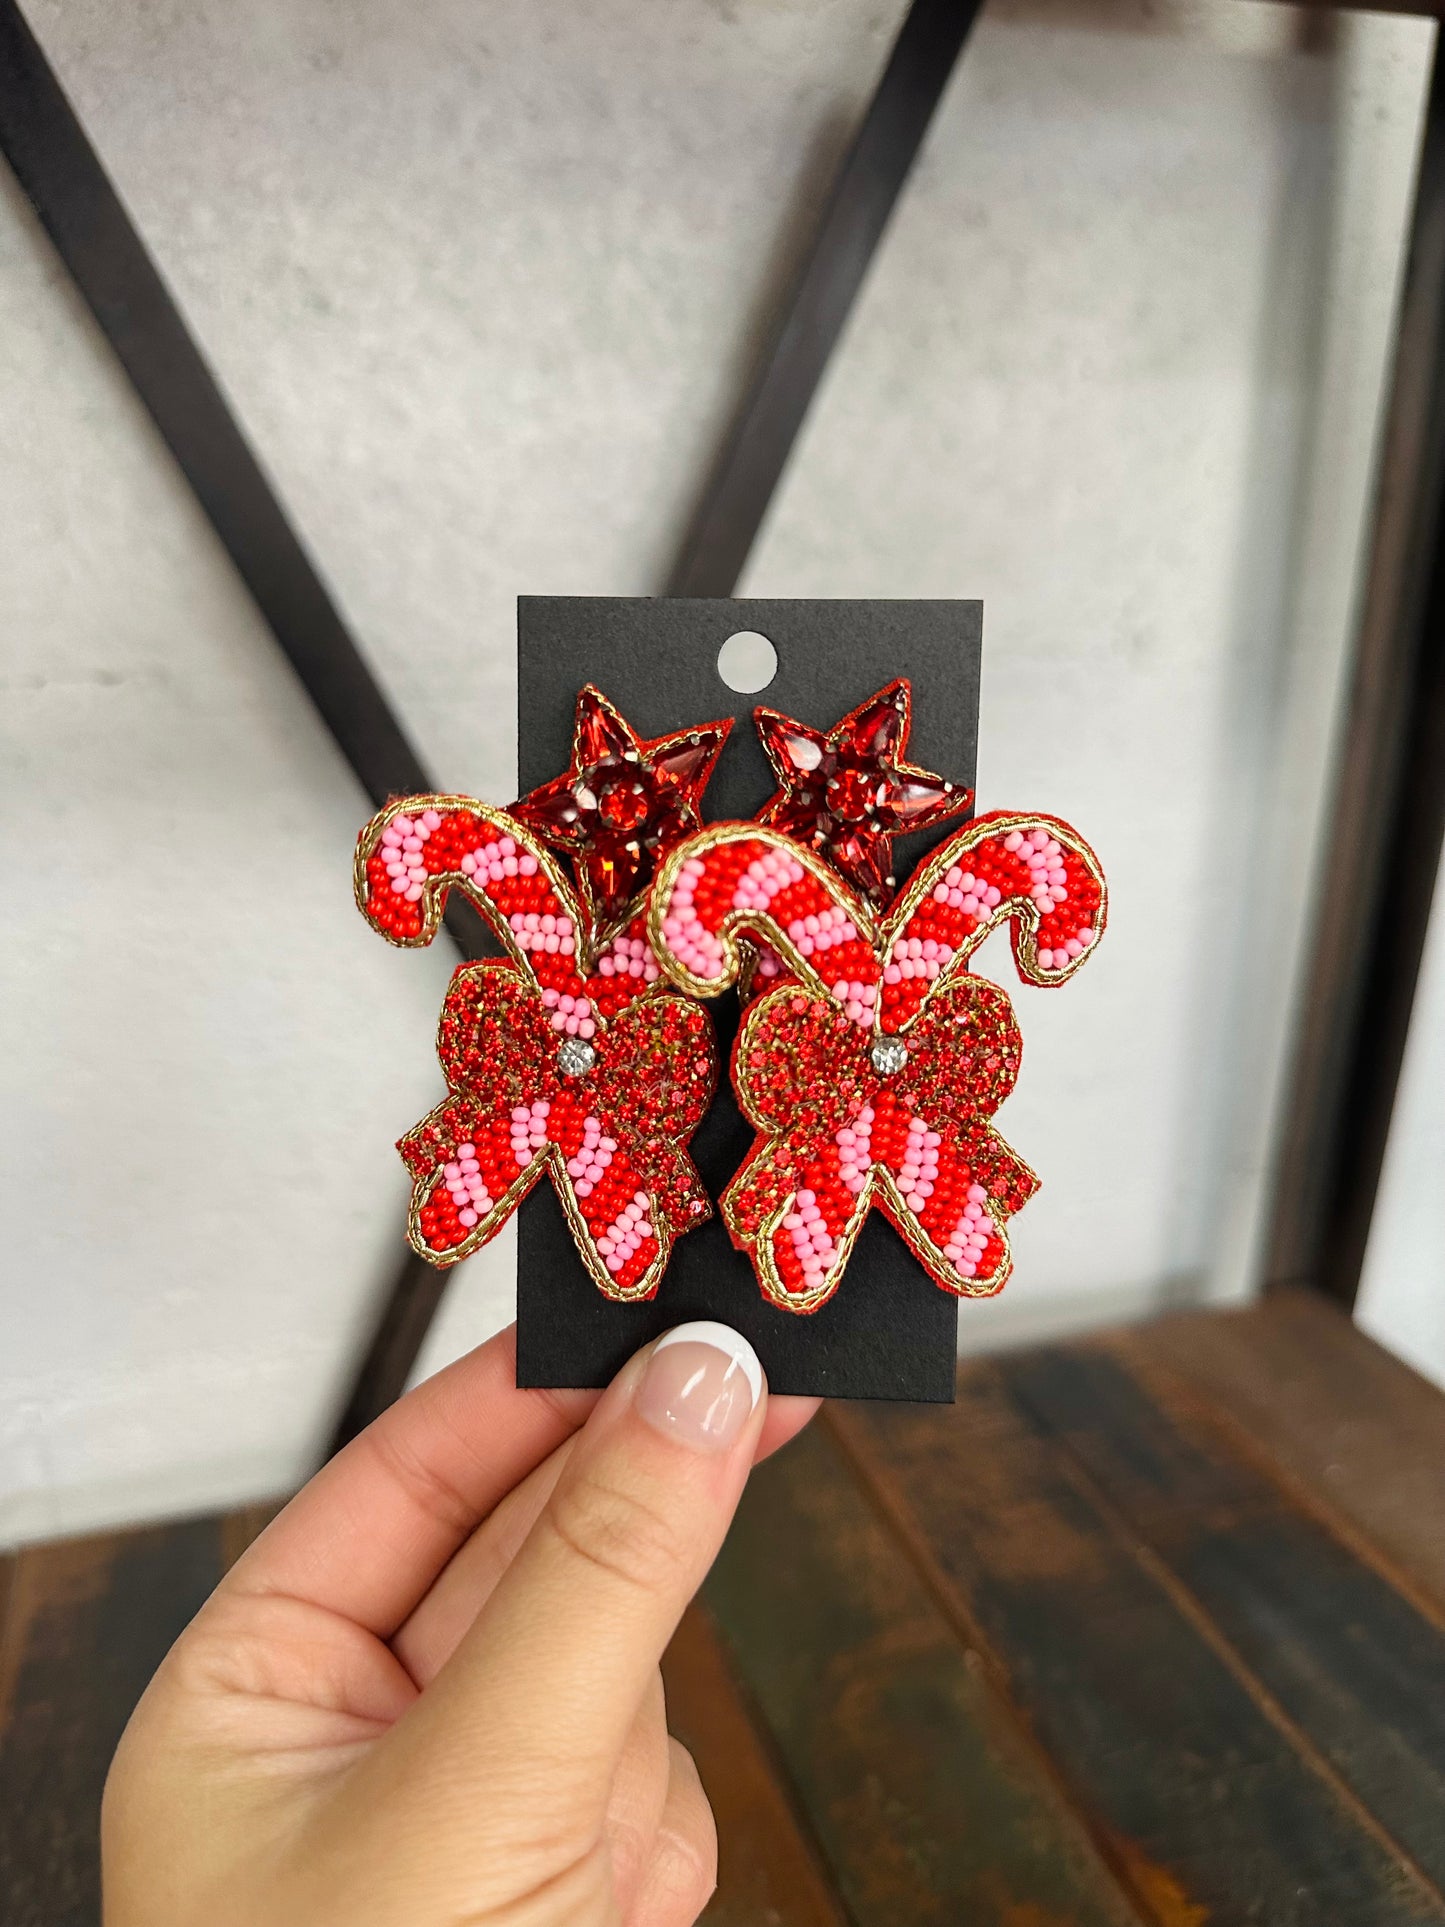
[0, 0, 1434, 1543]
[1357, 846, 1445, 1390]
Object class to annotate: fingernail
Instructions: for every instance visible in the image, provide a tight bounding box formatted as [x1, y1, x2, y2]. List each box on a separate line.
[636, 1322, 763, 1453]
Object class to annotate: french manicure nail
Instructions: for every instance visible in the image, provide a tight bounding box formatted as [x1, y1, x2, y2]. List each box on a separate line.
[636, 1322, 763, 1453]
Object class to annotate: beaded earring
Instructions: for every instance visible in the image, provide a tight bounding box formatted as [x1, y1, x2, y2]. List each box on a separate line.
[646, 683, 1107, 1313]
[354, 687, 730, 1302]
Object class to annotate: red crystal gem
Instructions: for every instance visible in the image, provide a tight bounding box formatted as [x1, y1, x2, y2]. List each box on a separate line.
[512, 685, 732, 930]
[598, 781, 650, 833]
[755, 679, 973, 904]
[826, 765, 879, 823]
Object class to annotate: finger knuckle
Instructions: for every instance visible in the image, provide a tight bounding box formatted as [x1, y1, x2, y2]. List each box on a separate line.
[650, 1818, 718, 1920]
[544, 1466, 686, 1598]
[662, 1739, 718, 1892]
[364, 1420, 479, 1539]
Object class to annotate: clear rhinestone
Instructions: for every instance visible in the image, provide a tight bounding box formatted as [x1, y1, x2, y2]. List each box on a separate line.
[557, 1036, 596, 1078]
[870, 1034, 908, 1077]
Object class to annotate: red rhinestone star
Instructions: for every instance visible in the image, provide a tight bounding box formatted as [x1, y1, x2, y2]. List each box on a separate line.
[511, 685, 732, 933]
[754, 678, 973, 904]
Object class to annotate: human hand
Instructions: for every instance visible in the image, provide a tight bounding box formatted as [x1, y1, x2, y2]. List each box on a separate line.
[102, 1320, 816, 1926]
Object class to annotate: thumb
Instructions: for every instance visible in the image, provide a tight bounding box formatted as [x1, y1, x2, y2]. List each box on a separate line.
[377, 1322, 764, 1821]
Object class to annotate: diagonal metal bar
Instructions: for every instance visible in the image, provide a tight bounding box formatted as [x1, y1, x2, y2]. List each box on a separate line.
[0, 0, 487, 1452]
[666, 0, 983, 597]
[0, 0, 431, 809]
[1266, 38, 1445, 1308]
[326, 1258, 452, 1452]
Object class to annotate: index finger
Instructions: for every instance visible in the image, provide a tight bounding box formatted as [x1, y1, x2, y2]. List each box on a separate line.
[223, 1324, 597, 1637]
[373, 1326, 768, 1826]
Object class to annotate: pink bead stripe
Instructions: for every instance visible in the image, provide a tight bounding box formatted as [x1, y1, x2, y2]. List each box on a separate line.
[459, 828, 540, 889]
[505, 909, 577, 961]
[442, 1139, 495, 1229]
[884, 933, 955, 986]
[784, 903, 860, 959]
[831, 977, 878, 1029]
[597, 1189, 655, 1274]
[1001, 829, 1097, 970]
[835, 1105, 874, 1196]
[732, 845, 806, 913]
[597, 933, 660, 984]
[380, 809, 444, 902]
[782, 1186, 840, 1294]
[509, 1099, 550, 1169]
[943, 1182, 993, 1280]
[662, 844, 811, 982]
[931, 861, 1001, 919]
[540, 988, 595, 1038]
[894, 1114, 941, 1215]
[381, 812, 544, 907]
[565, 1116, 616, 1199]
[660, 856, 726, 980]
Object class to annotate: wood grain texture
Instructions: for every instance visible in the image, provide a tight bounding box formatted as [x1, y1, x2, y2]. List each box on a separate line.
[837, 1361, 1445, 1927]
[662, 1601, 850, 1927]
[0, 1516, 226, 1927]
[7, 1295, 1445, 1927]
[1004, 1339, 1445, 1901]
[1136, 1289, 1445, 1611]
[0, 1553, 15, 1682]
[704, 1419, 1144, 1927]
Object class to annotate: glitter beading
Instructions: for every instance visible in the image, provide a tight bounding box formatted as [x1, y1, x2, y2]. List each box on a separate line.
[510, 684, 732, 932]
[754, 678, 974, 905]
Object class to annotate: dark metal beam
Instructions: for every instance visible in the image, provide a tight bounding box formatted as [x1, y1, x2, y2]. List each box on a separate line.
[1266, 40, 1445, 1307]
[665, 0, 983, 597]
[0, 2, 492, 1449]
[325, 1259, 452, 1455]
[0, 0, 430, 809]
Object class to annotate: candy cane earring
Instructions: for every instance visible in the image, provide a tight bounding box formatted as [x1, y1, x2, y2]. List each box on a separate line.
[354, 687, 731, 1300]
[648, 680, 1106, 1312]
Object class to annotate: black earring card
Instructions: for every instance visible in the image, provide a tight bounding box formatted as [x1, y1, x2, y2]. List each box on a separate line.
[514, 596, 982, 1402]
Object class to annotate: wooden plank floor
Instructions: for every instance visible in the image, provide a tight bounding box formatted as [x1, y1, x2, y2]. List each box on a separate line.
[5, 1288, 1445, 1926]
